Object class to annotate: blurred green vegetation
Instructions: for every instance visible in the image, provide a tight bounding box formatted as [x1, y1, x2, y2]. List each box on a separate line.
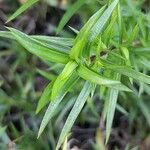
[0, 0, 150, 150]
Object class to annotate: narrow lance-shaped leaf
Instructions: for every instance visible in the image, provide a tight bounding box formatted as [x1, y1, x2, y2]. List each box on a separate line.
[55, 97, 76, 126]
[62, 136, 68, 150]
[68, 26, 79, 34]
[6, 0, 39, 23]
[0, 31, 74, 53]
[69, 6, 106, 60]
[56, 81, 93, 149]
[70, 0, 119, 60]
[51, 61, 78, 100]
[56, 0, 85, 34]
[37, 69, 56, 81]
[36, 80, 55, 114]
[33, 35, 74, 47]
[106, 73, 120, 143]
[7, 27, 70, 64]
[104, 64, 150, 85]
[77, 65, 131, 91]
[90, 0, 119, 41]
[102, 10, 117, 44]
[38, 72, 79, 138]
[0, 31, 14, 39]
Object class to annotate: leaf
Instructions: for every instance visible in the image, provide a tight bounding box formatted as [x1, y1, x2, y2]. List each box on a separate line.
[56, 0, 85, 34]
[6, 0, 39, 23]
[56, 81, 93, 149]
[51, 61, 78, 100]
[117, 2, 123, 43]
[106, 73, 120, 143]
[32, 35, 74, 53]
[126, 0, 146, 39]
[33, 35, 74, 47]
[0, 31, 15, 39]
[89, 0, 119, 41]
[62, 136, 68, 150]
[0, 31, 74, 53]
[36, 80, 55, 114]
[77, 65, 131, 91]
[7, 27, 70, 64]
[55, 97, 76, 126]
[70, 0, 119, 60]
[102, 9, 117, 44]
[69, 5, 106, 60]
[105, 65, 150, 85]
[68, 26, 79, 34]
[38, 72, 79, 138]
[128, 24, 139, 43]
[37, 69, 56, 81]
[116, 104, 128, 116]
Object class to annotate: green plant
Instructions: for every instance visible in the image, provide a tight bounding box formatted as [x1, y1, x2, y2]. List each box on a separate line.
[0, 0, 150, 149]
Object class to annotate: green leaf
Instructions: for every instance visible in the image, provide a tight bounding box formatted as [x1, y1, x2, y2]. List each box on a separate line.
[33, 35, 74, 47]
[0, 31, 74, 53]
[7, 27, 70, 64]
[62, 136, 68, 150]
[128, 24, 139, 43]
[68, 26, 79, 34]
[106, 73, 120, 143]
[105, 64, 150, 85]
[55, 97, 76, 126]
[56, 0, 85, 34]
[6, 0, 39, 23]
[32, 35, 74, 53]
[51, 61, 78, 100]
[70, 0, 119, 60]
[36, 80, 55, 114]
[89, 0, 119, 41]
[116, 104, 128, 116]
[70, 5, 106, 60]
[38, 72, 79, 138]
[0, 31, 15, 39]
[56, 81, 93, 149]
[77, 65, 131, 91]
[102, 10, 117, 44]
[37, 69, 56, 81]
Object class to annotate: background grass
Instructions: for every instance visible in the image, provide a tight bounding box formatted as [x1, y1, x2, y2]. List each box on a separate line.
[0, 0, 150, 150]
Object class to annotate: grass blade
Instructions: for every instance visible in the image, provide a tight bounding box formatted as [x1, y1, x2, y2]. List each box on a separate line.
[37, 69, 56, 81]
[51, 61, 78, 100]
[0, 31, 74, 53]
[0, 31, 14, 39]
[70, 6, 106, 60]
[77, 65, 131, 91]
[38, 72, 79, 138]
[56, 0, 85, 34]
[6, 0, 39, 23]
[106, 74, 120, 143]
[7, 27, 70, 64]
[105, 65, 150, 85]
[36, 80, 55, 114]
[56, 81, 93, 149]
[90, 0, 119, 41]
